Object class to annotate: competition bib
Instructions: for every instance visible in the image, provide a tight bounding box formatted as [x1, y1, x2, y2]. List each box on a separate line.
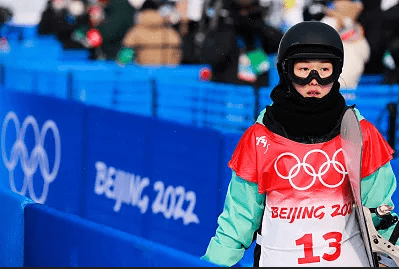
[228, 122, 393, 266]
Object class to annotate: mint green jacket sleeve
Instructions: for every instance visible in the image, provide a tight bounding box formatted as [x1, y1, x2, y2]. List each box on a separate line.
[355, 108, 399, 242]
[361, 162, 399, 242]
[201, 172, 265, 267]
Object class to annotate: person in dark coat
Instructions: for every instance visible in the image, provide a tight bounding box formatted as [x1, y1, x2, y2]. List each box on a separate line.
[356, 0, 385, 74]
[73, 0, 136, 60]
[199, 0, 283, 87]
[38, 0, 90, 49]
[381, 3, 399, 83]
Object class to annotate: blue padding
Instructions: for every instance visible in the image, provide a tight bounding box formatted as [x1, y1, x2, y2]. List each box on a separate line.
[6, 38, 63, 61]
[201, 82, 255, 132]
[60, 49, 90, 61]
[156, 80, 202, 125]
[258, 86, 273, 110]
[0, 24, 40, 41]
[83, 106, 221, 257]
[57, 59, 120, 72]
[358, 74, 385, 85]
[267, 54, 278, 87]
[348, 99, 391, 136]
[157, 106, 198, 125]
[145, 115, 221, 255]
[341, 84, 399, 100]
[151, 64, 209, 82]
[0, 188, 33, 266]
[3, 62, 69, 98]
[113, 67, 153, 116]
[219, 131, 242, 212]
[340, 84, 399, 139]
[83, 107, 153, 237]
[24, 203, 217, 267]
[156, 80, 256, 132]
[70, 69, 117, 107]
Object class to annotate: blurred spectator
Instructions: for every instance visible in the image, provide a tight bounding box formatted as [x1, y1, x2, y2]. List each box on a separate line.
[356, 0, 385, 75]
[172, 0, 206, 64]
[282, 0, 307, 30]
[0, 5, 12, 26]
[356, 0, 399, 80]
[318, 0, 370, 89]
[261, 0, 285, 30]
[0, 0, 47, 26]
[38, 0, 90, 49]
[0, 4, 12, 52]
[73, 0, 136, 60]
[303, 0, 329, 21]
[198, 0, 283, 86]
[381, 3, 399, 83]
[119, 0, 182, 65]
[356, 0, 397, 76]
[381, 0, 399, 11]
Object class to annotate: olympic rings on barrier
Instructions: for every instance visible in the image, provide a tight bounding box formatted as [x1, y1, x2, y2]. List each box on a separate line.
[1, 111, 61, 203]
[274, 149, 347, 191]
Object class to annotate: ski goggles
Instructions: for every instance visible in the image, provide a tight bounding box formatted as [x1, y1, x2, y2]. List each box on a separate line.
[282, 53, 342, 86]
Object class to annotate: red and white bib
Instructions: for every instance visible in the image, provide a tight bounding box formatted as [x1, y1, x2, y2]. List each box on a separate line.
[228, 120, 393, 266]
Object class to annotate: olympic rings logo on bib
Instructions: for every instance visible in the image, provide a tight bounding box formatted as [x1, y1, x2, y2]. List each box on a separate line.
[274, 149, 347, 191]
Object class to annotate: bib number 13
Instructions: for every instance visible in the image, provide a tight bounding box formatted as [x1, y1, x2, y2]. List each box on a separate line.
[295, 232, 342, 264]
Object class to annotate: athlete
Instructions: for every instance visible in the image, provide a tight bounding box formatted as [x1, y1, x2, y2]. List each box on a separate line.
[201, 21, 399, 267]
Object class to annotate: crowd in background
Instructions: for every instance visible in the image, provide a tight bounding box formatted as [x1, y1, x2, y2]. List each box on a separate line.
[0, 0, 399, 88]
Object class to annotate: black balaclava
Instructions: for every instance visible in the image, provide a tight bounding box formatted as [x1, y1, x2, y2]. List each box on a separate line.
[263, 80, 347, 143]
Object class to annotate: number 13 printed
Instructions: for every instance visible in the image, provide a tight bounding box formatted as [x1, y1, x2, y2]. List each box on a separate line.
[295, 232, 342, 264]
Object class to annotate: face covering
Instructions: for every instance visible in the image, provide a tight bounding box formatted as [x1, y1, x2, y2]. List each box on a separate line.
[68, 0, 85, 16]
[263, 81, 347, 142]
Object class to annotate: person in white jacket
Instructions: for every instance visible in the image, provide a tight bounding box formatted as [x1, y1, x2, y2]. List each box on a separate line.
[320, 0, 370, 89]
[0, 0, 47, 26]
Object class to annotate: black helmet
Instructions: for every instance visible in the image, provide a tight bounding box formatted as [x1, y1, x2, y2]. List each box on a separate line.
[277, 21, 344, 86]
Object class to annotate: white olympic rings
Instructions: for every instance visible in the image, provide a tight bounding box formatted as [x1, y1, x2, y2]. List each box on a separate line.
[274, 149, 347, 191]
[1, 111, 61, 203]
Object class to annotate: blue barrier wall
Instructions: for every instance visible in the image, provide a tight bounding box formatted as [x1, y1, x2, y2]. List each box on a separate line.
[0, 89, 232, 259]
[24, 203, 216, 267]
[0, 188, 33, 266]
[83, 105, 222, 255]
[219, 131, 241, 212]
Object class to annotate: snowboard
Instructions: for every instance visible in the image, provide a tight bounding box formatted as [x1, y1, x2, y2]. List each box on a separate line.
[340, 107, 377, 266]
[341, 107, 399, 267]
